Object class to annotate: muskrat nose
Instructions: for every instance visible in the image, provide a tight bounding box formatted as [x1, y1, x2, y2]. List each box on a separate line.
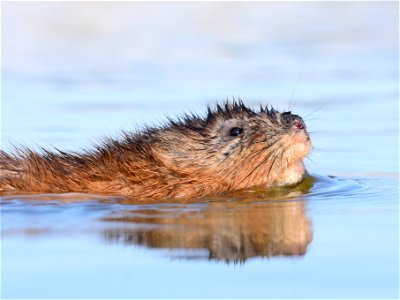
[280, 112, 306, 130]
[293, 118, 305, 130]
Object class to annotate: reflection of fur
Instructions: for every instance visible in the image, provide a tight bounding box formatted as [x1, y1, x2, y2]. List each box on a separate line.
[103, 199, 312, 263]
[1, 101, 311, 199]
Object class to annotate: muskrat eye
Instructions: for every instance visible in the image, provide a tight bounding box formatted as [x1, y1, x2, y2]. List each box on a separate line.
[229, 127, 243, 137]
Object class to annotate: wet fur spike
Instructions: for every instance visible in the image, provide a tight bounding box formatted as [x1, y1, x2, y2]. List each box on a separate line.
[207, 100, 256, 121]
[0, 101, 312, 199]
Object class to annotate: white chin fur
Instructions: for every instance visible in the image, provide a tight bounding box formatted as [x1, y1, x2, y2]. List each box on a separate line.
[277, 161, 306, 187]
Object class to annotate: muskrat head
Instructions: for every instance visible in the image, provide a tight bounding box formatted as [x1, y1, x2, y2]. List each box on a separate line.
[155, 101, 312, 191]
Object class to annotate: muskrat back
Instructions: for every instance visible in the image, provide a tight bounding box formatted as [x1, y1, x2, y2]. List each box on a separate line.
[0, 101, 312, 199]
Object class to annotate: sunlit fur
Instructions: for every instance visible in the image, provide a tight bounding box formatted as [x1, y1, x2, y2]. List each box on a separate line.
[0, 101, 312, 199]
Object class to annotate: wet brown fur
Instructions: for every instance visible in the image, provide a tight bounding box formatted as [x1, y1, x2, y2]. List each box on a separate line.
[0, 101, 311, 199]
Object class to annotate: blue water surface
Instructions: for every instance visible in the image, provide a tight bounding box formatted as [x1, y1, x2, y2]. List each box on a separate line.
[1, 2, 398, 299]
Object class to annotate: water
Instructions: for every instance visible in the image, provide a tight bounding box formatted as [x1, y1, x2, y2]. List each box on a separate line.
[1, 2, 399, 299]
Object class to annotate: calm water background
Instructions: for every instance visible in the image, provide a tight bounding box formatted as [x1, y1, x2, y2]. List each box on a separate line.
[1, 2, 399, 299]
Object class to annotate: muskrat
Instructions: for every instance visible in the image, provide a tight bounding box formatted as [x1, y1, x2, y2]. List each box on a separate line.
[0, 101, 311, 199]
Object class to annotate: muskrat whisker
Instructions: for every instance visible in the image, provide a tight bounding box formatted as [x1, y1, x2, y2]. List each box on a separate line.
[288, 73, 302, 111]
[234, 144, 281, 190]
[251, 137, 277, 145]
[242, 147, 273, 173]
[306, 131, 324, 135]
[310, 146, 330, 153]
[240, 138, 282, 169]
[305, 156, 317, 165]
[267, 147, 283, 180]
[302, 117, 325, 122]
[303, 101, 331, 119]
[231, 152, 269, 189]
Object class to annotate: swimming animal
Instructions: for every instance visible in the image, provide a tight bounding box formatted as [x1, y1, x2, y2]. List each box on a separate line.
[0, 101, 311, 199]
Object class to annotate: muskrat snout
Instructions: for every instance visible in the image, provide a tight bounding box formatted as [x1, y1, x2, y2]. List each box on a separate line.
[280, 112, 307, 131]
[292, 118, 305, 130]
[278, 111, 311, 155]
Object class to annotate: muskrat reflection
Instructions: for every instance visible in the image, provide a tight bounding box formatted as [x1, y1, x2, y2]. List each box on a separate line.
[102, 200, 312, 263]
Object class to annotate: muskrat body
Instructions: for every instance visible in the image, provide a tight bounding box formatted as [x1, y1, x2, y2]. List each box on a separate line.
[0, 101, 311, 199]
